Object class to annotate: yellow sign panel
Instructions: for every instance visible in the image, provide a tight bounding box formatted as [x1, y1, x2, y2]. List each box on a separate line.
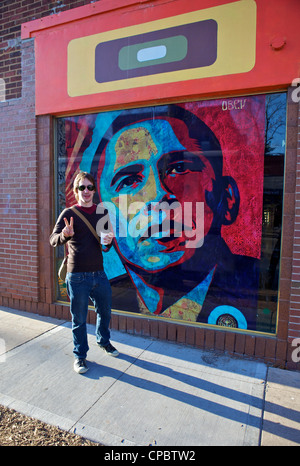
[67, 0, 256, 97]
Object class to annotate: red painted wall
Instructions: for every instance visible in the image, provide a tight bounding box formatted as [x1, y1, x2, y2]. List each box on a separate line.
[21, 0, 300, 115]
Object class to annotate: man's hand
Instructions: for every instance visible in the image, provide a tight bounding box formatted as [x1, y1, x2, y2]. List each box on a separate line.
[62, 217, 74, 237]
[101, 231, 114, 245]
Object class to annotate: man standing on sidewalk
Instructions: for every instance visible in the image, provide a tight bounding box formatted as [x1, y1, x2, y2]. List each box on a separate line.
[50, 171, 119, 374]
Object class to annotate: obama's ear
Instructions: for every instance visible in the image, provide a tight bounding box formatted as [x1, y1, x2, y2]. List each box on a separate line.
[206, 176, 240, 226]
[221, 176, 240, 225]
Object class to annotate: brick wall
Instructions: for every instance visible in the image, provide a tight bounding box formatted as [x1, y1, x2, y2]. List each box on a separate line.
[0, 0, 94, 100]
[288, 89, 300, 365]
[0, 38, 38, 303]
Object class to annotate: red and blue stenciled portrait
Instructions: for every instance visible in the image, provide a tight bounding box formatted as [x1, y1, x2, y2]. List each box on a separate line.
[60, 95, 285, 332]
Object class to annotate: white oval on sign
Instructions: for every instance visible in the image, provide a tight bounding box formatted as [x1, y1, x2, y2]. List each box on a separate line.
[137, 45, 167, 63]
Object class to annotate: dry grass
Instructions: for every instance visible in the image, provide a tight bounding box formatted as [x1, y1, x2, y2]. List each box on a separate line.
[0, 405, 101, 446]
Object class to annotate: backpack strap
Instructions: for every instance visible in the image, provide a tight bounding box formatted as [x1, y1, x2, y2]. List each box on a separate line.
[71, 206, 100, 244]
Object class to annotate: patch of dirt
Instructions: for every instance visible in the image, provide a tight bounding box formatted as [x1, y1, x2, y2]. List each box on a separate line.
[0, 405, 101, 446]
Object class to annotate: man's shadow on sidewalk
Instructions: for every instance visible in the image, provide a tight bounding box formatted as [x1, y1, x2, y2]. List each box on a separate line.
[82, 352, 300, 444]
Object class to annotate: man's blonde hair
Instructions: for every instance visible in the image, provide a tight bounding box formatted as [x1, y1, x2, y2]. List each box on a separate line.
[73, 171, 96, 202]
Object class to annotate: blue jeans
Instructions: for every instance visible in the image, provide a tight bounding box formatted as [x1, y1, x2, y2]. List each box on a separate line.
[66, 271, 112, 359]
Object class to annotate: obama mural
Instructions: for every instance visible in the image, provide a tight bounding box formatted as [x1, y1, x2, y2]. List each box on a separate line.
[56, 94, 286, 333]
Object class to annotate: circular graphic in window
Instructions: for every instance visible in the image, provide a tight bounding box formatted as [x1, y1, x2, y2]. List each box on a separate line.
[216, 314, 238, 328]
[208, 305, 247, 329]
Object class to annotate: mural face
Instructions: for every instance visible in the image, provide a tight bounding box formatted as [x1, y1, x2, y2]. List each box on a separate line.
[100, 119, 215, 271]
[55, 94, 286, 334]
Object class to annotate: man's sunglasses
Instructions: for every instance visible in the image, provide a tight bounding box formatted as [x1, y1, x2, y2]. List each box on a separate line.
[78, 184, 95, 192]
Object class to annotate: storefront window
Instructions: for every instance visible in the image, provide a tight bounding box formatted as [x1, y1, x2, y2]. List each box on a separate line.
[54, 93, 286, 334]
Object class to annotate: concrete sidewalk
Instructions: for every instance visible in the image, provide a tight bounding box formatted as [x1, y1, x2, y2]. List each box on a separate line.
[0, 306, 299, 446]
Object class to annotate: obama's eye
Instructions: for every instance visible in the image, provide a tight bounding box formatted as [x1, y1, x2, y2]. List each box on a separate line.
[116, 173, 144, 192]
[162, 153, 206, 179]
[165, 161, 192, 175]
[111, 163, 145, 193]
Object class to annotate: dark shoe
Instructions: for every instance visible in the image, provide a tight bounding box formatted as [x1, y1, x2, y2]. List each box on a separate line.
[98, 342, 119, 357]
[73, 358, 89, 374]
